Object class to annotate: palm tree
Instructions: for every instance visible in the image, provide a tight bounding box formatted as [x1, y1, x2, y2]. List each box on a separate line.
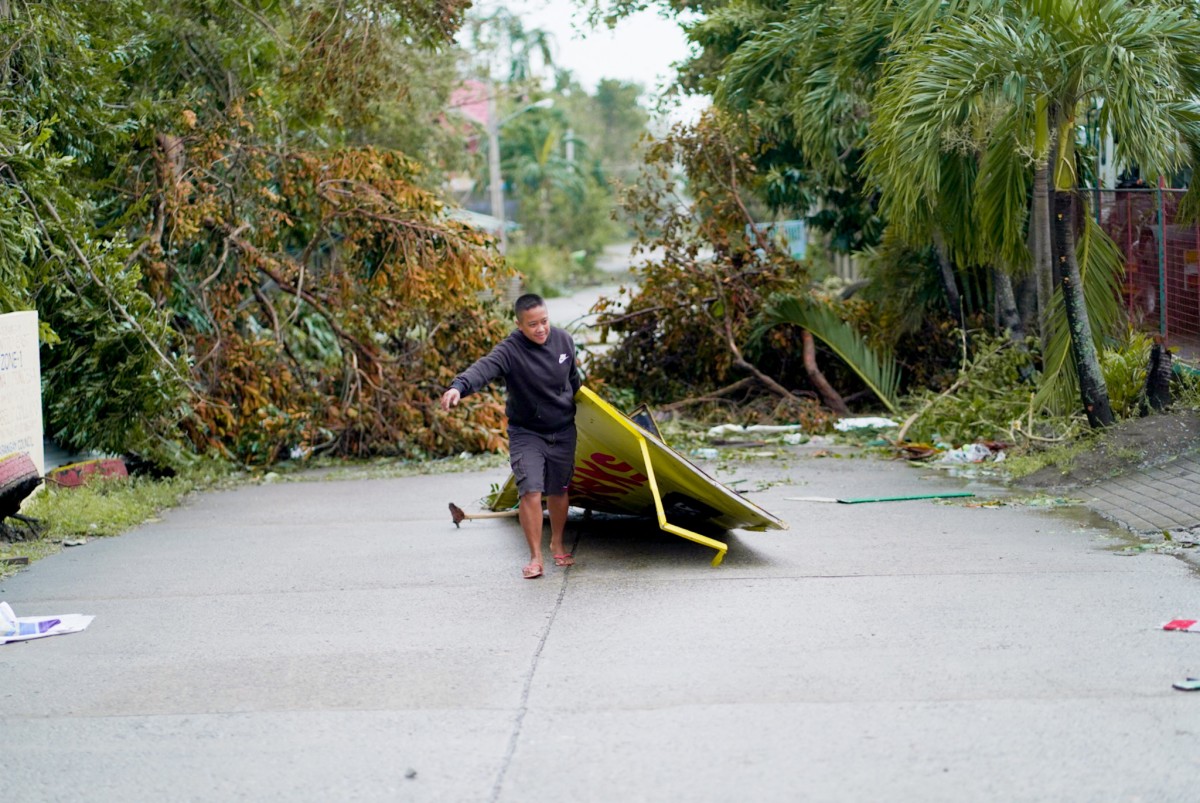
[466, 8, 555, 86]
[502, 116, 588, 246]
[867, 0, 1200, 427]
[716, 0, 975, 323]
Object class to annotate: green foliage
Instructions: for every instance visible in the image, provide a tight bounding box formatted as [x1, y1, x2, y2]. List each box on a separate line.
[506, 245, 569, 297]
[903, 333, 1043, 446]
[0, 117, 188, 463]
[697, 0, 884, 251]
[593, 112, 820, 405]
[1173, 364, 1200, 411]
[571, 78, 649, 186]
[856, 234, 949, 338]
[1, 0, 508, 468]
[1100, 330, 1154, 419]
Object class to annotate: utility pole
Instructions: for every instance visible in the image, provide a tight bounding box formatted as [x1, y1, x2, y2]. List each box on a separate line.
[486, 89, 507, 255]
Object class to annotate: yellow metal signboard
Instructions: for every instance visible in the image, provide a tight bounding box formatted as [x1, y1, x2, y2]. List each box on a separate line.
[489, 387, 788, 565]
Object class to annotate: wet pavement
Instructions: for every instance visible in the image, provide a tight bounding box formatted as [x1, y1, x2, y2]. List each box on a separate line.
[2, 447, 1198, 801]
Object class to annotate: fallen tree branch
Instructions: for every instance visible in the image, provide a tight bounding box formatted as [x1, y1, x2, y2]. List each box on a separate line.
[895, 339, 1012, 443]
[659, 377, 756, 411]
[229, 233, 385, 367]
[895, 374, 970, 444]
[7, 166, 188, 387]
[802, 329, 850, 415]
[722, 311, 808, 406]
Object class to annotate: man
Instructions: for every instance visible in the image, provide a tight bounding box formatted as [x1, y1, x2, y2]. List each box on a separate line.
[440, 294, 581, 579]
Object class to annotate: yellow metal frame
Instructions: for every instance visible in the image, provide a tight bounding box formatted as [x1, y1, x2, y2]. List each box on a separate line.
[596, 398, 729, 567]
[635, 436, 729, 567]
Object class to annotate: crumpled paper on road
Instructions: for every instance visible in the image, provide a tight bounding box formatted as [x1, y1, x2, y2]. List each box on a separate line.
[0, 601, 94, 645]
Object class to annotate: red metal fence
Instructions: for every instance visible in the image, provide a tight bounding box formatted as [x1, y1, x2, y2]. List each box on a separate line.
[1090, 188, 1200, 354]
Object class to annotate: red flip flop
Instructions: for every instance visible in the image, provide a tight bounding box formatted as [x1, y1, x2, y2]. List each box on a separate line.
[522, 562, 543, 579]
[553, 553, 574, 567]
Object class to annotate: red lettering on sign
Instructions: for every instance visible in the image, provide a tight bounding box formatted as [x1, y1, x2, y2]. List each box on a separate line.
[571, 475, 624, 499]
[576, 456, 647, 491]
[591, 453, 634, 473]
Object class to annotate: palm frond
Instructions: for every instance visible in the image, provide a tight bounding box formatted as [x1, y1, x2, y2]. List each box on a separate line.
[753, 293, 901, 413]
[974, 105, 1033, 272]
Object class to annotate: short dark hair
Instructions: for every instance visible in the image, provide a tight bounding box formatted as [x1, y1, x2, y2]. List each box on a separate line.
[514, 293, 545, 318]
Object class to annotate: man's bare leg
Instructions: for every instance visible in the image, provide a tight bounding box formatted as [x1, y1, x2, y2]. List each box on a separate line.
[518, 491, 545, 574]
[547, 492, 573, 565]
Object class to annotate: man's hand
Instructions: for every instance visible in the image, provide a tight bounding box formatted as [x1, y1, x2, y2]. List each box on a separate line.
[440, 388, 461, 412]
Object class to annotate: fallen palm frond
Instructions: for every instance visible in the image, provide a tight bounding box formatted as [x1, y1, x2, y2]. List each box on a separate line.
[753, 293, 901, 413]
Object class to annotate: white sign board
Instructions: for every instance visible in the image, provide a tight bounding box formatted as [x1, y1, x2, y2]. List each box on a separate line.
[0, 310, 44, 479]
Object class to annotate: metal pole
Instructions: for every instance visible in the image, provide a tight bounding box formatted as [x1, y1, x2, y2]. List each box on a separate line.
[1158, 181, 1168, 338]
[487, 90, 507, 255]
[565, 127, 575, 163]
[1126, 193, 1133, 318]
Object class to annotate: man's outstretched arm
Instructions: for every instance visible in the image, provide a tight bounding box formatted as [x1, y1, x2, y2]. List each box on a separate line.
[441, 343, 510, 411]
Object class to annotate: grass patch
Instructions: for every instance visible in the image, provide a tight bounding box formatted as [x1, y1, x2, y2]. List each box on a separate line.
[1000, 436, 1097, 480]
[1, 461, 236, 580]
[1, 453, 510, 580]
[24, 475, 201, 538]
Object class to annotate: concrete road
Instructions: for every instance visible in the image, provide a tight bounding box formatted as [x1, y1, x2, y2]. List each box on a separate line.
[2, 450, 1198, 802]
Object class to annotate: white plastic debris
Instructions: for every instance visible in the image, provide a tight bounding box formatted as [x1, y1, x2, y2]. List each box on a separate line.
[938, 443, 993, 463]
[706, 423, 806, 439]
[0, 601, 94, 645]
[832, 417, 898, 432]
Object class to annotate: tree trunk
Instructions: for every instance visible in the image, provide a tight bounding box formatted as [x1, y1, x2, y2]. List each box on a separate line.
[932, 228, 963, 326]
[994, 268, 1023, 340]
[801, 329, 850, 415]
[1142, 343, 1172, 414]
[1030, 161, 1054, 346]
[1052, 190, 1114, 427]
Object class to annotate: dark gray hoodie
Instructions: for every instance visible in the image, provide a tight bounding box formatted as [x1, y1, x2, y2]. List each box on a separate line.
[450, 327, 581, 434]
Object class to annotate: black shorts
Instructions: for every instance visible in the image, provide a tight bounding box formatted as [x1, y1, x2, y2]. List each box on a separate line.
[509, 424, 577, 497]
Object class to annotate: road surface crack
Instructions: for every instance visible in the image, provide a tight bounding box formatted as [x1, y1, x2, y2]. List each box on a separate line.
[489, 529, 581, 802]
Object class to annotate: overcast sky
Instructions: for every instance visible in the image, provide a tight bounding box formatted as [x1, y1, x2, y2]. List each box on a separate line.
[467, 0, 708, 122]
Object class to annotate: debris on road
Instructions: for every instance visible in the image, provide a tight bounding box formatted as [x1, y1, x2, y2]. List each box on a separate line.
[1162, 619, 1200, 633]
[959, 496, 1079, 509]
[0, 601, 94, 645]
[46, 457, 128, 488]
[939, 443, 1005, 464]
[706, 423, 806, 439]
[786, 492, 976, 504]
[1172, 678, 1200, 691]
[833, 417, 898, 432]
[448, 502, 519, 528]
[839, 492, 975, 504]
